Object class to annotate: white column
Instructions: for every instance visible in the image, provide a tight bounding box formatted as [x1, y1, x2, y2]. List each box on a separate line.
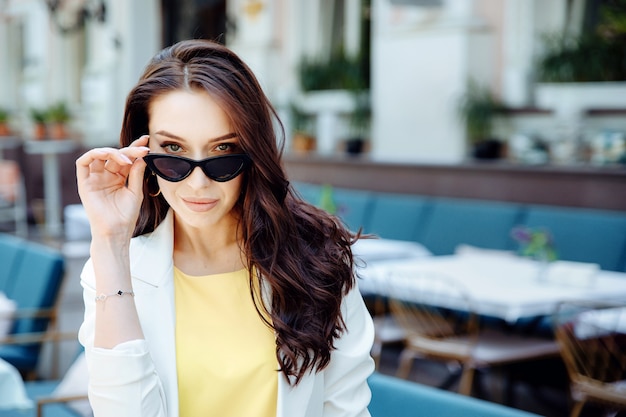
[20, 1, 49, 111]
[344, 0, 361, 57]
[370, 0, 493, 163]
[501, 0, 534, 107]
[81, 0, 161, 146]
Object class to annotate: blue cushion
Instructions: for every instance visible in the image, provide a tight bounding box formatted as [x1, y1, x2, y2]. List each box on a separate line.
[521, 206, 626, 271]
[7, 243, 65, 334]
[0, 233, 25, 293]
[331, 187, 375, 232]
[291, 181, 322, 205]
[365, 193, 430, 241]
[0, 242, 65, 374]
[368, 373, 542, 417]
[417, 199, 523, 255]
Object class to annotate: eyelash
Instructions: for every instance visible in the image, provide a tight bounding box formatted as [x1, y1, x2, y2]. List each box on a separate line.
[160, 142, 239, 154]
[161, 143, 182, 153]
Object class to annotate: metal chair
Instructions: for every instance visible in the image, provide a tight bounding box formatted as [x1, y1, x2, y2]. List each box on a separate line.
[0, 234, 67, 380]
[370, 294, 407, 370]
[0, 348, 89, 417]
[554, 301, 626, 417]
[386, 271, 560, 398]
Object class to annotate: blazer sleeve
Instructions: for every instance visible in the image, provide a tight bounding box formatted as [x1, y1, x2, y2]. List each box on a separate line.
[322, 279, 376, 416]
[78, 258, 169, 417]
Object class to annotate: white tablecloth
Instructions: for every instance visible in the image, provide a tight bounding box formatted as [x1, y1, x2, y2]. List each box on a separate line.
[358, 251, 626, 323]
[0, 358, 32, 410]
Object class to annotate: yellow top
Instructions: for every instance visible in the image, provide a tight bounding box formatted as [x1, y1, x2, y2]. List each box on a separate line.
[174, 267, 278, 417]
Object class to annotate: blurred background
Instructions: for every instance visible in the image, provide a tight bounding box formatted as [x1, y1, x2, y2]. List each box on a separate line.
[0, 3, 625, 417]
[1, 0, 625, 164]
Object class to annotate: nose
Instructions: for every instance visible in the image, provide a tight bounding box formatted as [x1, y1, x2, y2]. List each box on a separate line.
[185, 165, 211, 189]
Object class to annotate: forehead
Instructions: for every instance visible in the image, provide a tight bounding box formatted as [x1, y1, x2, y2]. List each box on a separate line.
[148, 89, 233, 139]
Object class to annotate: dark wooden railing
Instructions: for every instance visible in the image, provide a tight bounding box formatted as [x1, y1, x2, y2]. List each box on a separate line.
[283, 154, 626, 212]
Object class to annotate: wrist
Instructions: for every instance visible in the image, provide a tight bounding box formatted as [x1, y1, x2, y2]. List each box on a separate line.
[90, 236, 131, 259]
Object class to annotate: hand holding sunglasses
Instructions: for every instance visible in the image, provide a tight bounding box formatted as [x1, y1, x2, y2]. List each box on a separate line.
[143, 153, 252, 182]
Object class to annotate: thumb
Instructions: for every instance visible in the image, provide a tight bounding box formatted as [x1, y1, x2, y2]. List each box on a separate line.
[128, 158, 148, 197]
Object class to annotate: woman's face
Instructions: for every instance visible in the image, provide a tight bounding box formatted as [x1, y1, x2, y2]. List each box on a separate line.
[147, 88, 245, 231]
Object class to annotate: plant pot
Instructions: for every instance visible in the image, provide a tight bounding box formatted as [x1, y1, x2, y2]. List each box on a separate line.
[49, 123, 68, 140]
[33, 123, 47, 140]
[345, 138, 365, 156]
[472, 139, 504, 160]
[0, 123, 10, 136]
[292, 132, 316, 154]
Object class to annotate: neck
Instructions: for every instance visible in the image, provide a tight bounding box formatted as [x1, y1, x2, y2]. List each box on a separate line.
[172, 213, 246, 276]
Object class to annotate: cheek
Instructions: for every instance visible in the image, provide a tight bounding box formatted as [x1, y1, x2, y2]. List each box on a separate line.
[224, 177, 244, 202]
[156, 178, 177, 198]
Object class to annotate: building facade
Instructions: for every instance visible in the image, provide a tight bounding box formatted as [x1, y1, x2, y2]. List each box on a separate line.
[0, 0, 614, 163]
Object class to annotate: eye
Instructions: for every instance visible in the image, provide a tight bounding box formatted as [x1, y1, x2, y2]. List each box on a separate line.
[215, 143, 239, 153]
[162, 143, 183, 153]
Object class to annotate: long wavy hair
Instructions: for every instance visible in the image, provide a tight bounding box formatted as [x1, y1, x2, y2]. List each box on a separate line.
[119, 39, 359, 385]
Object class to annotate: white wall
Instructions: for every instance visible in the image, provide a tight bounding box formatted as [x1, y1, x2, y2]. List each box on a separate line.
[0, 0, 161, 145]
[81, 0, 161, 146]
[370, 0, 494, 163]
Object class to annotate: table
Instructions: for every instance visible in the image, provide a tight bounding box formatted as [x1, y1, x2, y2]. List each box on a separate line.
[24, 139, 77, 237]
[576, 307, 626, 338]
[358, 251, 626, 323]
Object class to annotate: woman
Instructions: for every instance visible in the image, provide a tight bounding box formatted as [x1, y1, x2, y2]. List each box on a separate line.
[76, 39, 375, 417]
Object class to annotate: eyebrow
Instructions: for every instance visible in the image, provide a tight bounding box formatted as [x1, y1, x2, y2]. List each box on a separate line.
[153, 131, 238, 143]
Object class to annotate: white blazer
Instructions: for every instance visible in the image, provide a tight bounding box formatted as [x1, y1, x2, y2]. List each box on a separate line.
[78, 212, 375, 417]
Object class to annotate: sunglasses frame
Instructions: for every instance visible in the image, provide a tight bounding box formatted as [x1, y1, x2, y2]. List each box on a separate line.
[143, 153, 252, 183]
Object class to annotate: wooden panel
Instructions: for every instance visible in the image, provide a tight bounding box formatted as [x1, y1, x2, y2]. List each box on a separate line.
[283, 155, 626, 211]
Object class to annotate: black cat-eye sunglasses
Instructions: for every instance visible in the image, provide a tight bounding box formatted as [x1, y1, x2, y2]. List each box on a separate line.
[143, 153, 252, 182]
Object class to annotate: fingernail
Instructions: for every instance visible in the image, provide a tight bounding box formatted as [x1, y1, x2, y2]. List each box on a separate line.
[121, 155, 133, 164]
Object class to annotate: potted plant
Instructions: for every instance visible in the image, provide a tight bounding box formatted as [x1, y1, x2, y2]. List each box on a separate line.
[297, 49, 370, 154]
[289, 102, 316, 154]
[534, 3, 626, 116]
[0, 108, 10, 136]
[30, 108, 48, 140]
[344, 91, 370, 156]
[457, 80, 505, 160]
[46, 102, 72, 139]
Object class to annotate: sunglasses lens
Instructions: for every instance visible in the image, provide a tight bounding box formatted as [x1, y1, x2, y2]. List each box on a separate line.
[145, 154, 250, 182]
[205, 157, 247, 182]
[151, 158, 192, 181]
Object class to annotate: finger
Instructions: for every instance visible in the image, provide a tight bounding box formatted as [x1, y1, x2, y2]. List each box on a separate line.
[130, 135, 150, 147]
[76, 149, 110, 179]
[127, 157, 148, 196]
[77, 148, 129, 182]
[120, 145, 150, 161]
[104, 159, 123, 174]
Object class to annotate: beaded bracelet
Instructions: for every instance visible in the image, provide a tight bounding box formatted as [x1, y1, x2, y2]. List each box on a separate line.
[95, 290, 135, 302]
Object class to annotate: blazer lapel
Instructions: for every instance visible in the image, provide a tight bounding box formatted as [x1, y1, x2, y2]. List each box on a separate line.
[129, 212, 180, 417]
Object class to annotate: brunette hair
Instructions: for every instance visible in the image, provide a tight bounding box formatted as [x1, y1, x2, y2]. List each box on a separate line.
[119, 39, 358, 385]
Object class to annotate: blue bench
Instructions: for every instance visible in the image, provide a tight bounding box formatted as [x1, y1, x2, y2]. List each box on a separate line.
[292, 182, 626, 272]
[368, 372, 542, 417]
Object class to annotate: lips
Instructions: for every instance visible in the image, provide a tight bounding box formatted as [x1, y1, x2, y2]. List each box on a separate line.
[182, 198, 218, 212]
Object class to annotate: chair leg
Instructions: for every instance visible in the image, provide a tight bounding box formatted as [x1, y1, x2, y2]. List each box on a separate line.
[569, 400, 585, 417]
[395, 349, 415, 379]
[458, 365, 475, 396]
